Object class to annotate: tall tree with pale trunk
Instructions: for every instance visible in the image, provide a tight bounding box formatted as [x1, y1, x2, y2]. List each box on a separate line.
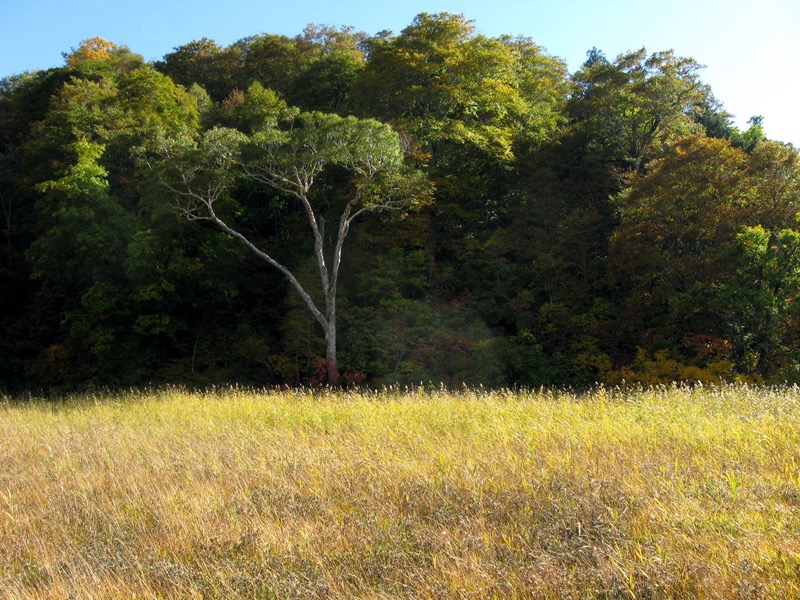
[149, 86, 429, 378]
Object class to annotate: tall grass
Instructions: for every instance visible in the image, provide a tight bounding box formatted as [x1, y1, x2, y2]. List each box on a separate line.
[1, 385, 799, 598]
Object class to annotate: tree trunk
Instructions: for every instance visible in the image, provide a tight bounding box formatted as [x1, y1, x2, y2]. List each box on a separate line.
[326, 320, 337, 377]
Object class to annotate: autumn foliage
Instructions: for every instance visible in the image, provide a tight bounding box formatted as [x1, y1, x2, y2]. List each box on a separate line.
[64, 37, 120, 66]
[1, 13, 799, 391]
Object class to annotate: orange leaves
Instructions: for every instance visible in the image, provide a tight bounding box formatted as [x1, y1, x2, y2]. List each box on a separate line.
[65, 37, 119, 67]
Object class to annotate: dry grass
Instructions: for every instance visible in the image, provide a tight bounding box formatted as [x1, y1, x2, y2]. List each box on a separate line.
[1, 384, 799, 598]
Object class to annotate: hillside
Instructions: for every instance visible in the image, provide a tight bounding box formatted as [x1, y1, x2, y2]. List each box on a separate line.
[1, 15, 799, 391]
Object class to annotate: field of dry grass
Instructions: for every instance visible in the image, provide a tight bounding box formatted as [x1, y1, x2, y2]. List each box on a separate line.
[1, 385, 799, 598]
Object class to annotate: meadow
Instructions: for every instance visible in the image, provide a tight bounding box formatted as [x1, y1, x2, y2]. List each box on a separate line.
[1, 385, 799, 598]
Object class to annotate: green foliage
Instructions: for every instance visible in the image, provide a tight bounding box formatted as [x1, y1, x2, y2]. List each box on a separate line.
[290, 50, 363, 114]
[732, 115, 767, 152]
[704, 225, 800, 377]
[357, 12, 567, 159]
[224, 82, 290, 132]
[26, 140, 137, 385]
[570, 48, 708, 170]
[501, 330, 576, 387]
[148, 84, 430, 379]
[2, 15, 799, 391]
[155, 38, 240, 101]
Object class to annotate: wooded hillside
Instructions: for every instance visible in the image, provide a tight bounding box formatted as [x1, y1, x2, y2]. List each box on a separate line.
[2, 13, 798, 391]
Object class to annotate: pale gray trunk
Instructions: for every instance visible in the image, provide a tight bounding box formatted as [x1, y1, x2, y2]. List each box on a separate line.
[186, 161, 376, 383]
[325, 321, 337, 371]
[209, 198, 350, 379]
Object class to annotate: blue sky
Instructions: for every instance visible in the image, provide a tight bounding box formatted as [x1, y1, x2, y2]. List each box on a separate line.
[2, 0, 798, 145]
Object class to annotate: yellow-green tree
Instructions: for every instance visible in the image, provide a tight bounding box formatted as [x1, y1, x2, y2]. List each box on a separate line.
[570, 48, 709, 171]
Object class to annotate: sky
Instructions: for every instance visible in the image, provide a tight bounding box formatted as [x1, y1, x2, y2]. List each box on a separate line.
[2, 0, 798, 145]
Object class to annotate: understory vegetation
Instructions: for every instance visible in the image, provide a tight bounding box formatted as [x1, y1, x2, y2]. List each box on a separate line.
[2, 386, 799, 597]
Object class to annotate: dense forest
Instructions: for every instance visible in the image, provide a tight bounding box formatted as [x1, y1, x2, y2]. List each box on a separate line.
[2, 13, 799, 392]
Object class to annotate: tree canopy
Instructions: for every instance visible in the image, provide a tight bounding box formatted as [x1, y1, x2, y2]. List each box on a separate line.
[1, 16, 797, 392]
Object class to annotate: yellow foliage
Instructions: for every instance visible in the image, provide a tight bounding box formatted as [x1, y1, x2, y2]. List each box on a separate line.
[609, 347, 746, 385]
[1, 386, 798, 596]
[65, 37, 119, 66]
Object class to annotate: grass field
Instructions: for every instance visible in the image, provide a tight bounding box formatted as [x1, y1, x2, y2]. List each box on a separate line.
[1, 385, 799, 598]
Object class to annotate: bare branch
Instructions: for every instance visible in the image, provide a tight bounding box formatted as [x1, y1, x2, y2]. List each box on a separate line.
[210, 213, 329, 332]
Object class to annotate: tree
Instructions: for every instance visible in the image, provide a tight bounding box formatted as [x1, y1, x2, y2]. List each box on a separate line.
[155, 38, 243, 102]
[357, 13, 567, 160]
[11, 42, 212, 387]
[239, 34, 306, 98]
[64, 37, 120, 67]
[747, 140, 800, 228]
[295, 23, 366, 60]
[150, 93, 428, 377]
[26, 139, 138, 384]
[609, 136, 751, 344]
[290, 51, 363, 114]
[355, 12, 568, 322]
[732, 116, 767, 152]
[608, 135, 800, 378]
[570, 48, 709, 171]
[712, 225, 800, 376]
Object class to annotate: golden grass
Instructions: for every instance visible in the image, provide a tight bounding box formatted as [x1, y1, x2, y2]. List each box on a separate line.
[1, 385, 799, 598]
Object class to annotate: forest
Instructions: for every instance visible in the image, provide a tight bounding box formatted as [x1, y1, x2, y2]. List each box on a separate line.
[1, 12, 799, 392]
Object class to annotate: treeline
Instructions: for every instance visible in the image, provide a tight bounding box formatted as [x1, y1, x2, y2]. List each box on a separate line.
[2, 13, 799, 392]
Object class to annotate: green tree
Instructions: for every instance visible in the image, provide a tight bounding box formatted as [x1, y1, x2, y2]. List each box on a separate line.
[11, 40, 243, 388]
[356, 12, 567, 316]
[609, 136, 751, 345]
[732, 116, 767, 152]
[712, 226, 800, 376]
[295, 23, 366, 60]
[28, 139, 137, 383]
[358, 13, 567, 160]
[155, 38, 244, 101]
[150, 92, 429, 376]
[238, 34, 306, 98]
[570, 47, 709, 171]
[290, 51, 363, 114]
[0, 67, 79, 389]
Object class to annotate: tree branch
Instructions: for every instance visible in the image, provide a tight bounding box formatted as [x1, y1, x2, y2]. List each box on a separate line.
[209, 213, 329, 332]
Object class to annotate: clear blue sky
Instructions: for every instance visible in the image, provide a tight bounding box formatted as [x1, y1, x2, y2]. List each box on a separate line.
[2, 0, 798, 145]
